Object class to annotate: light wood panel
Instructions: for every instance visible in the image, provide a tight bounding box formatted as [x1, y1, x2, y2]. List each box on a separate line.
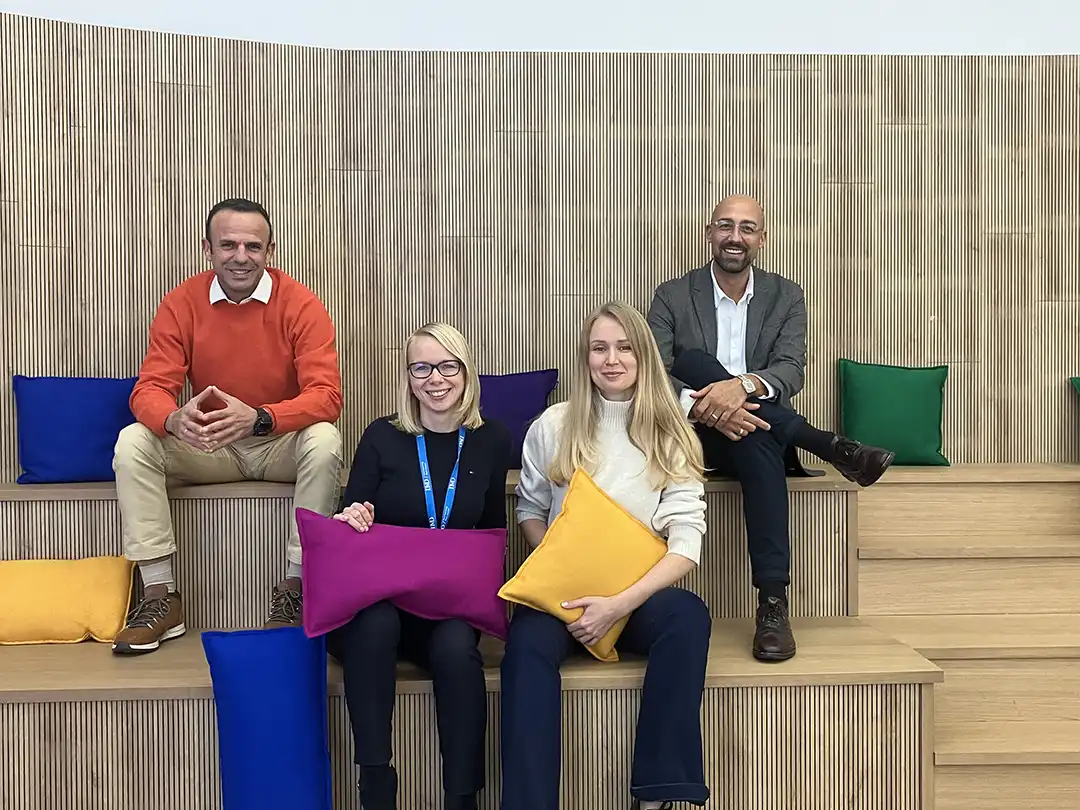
[859, 558, 1080, 615]
[936, 721, 1080, 766]
[507, 489, 852, 620]
[858, 481, 1080, 539]
[0, 487, 853, 626]
[934, 659, 1080, 725]
[0, 495, 296, 630]
[0, 683, 928, 810]
[936, 764, 1080, 810]
[0, 619, 942, 703]
[860, 535, 1080, 559]
[2, 14, 1080, 486]
[875, 465, 1080, 484]
[0, 466, 856, 501]
[866, 614, 1080, 660]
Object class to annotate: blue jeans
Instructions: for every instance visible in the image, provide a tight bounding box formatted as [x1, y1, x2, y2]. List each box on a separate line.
[499, 587, 712, 809]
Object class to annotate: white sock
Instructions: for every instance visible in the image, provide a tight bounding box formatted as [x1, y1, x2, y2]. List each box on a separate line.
[138, 558, 175, 593]
[286, 560, 302, 580]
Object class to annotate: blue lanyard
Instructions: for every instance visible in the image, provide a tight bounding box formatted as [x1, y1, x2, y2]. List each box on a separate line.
[416, 427, 466, 530]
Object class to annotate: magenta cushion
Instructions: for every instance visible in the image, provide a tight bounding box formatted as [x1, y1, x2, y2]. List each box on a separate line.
[296, 508, 509, 640]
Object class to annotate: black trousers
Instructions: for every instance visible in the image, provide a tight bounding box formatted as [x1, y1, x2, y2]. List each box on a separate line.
[500, 588, 712, 810]
[327, 600, 487, 798]
[671, 349, 806, 589]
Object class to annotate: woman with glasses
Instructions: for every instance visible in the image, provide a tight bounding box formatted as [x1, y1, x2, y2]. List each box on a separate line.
[328, 322, 512, 810]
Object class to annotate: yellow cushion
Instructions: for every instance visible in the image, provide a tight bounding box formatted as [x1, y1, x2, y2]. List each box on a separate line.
[499, 468, 669, 662]
[0, 556, 134, 645]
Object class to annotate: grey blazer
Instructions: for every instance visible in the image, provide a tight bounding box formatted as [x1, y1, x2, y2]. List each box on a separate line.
[647, 263, 808, 408]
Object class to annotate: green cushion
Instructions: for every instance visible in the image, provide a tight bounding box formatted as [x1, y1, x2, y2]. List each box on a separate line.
[838, 359, 950, 466]
[1071, 377, 1080, 397]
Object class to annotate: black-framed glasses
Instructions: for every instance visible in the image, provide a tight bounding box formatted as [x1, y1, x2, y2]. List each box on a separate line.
[408, 360, 463, 379]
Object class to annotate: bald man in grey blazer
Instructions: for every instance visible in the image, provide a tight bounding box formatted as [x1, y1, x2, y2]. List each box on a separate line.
[648, 195, 893, 662]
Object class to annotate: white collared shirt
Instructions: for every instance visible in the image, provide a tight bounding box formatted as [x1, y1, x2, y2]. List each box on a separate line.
[209, 269, 273, 305]
[679, 266, 776, 415]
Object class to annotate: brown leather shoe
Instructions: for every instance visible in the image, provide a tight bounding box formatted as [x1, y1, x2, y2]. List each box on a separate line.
[753, 597, 796, 662]
[112, 585, 186, 654]
[830, 436, 895, 487]
[264, 578, 303, 629]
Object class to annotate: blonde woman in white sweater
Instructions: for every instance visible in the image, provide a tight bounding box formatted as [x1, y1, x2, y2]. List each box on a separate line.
[499, 302, 712, 810]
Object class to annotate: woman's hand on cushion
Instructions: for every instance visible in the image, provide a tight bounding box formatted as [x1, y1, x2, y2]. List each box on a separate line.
[563, 596, 628, 647]
[333, 501, 375, 533]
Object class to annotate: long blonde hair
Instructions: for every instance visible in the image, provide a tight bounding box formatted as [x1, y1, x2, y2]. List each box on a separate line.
[393, 322, 484, 435]
[549, 301, 705, 487]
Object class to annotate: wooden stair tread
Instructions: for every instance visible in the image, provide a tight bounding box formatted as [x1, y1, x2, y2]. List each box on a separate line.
[866, 614, 1080, 659]
[936, 720, 1080, 765]
[0, 617, 940, 704]
[0, 467, 854, 502]
[859, 534, 1080, 559]
[874, 464, 1080, 485]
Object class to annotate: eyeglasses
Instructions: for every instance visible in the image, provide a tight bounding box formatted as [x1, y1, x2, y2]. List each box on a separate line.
[708, 220, 761, 236]
[408, 360, 463, 379]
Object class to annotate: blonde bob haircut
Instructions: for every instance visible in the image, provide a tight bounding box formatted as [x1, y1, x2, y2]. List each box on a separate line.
[549, 301, 706, 488]
[392, 322, 484, 436]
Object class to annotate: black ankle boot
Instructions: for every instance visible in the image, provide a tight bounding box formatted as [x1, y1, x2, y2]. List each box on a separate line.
[446, 793, 479, 810]
[358, 764, 398, 810]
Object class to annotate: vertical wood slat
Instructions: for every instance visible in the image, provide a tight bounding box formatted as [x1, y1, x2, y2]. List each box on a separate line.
[3, 14, 1080, 486]
[506, 488, 850, 620]
[0, 487, 850, 628]
[0, 683, 924, 810]
[0, 497, 295, 629]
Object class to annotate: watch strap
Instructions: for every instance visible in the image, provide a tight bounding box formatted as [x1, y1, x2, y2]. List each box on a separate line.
[253, 407, 273, 436]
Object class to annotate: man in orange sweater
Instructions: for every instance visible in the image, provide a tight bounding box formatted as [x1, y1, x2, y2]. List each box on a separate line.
[111, 198, 344, 655]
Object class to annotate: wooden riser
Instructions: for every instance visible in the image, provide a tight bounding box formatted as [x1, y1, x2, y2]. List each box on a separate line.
[0, 683, 928, 810]
[936, 764, 1080, 810]
[936, 659, 1080, 725]
[859, 478, 1080, 540]
[0, 489, 853, 627]
[858, 558, 1080, 615]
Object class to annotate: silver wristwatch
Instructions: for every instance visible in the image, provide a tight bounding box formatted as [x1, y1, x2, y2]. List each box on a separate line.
[737, 374, 756, 394]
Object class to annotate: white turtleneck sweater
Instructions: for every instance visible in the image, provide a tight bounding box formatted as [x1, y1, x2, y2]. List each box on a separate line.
[514, 395, 707, 564]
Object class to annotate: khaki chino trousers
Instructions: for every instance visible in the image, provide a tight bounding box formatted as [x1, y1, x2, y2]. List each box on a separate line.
[113, 421, 343, 566]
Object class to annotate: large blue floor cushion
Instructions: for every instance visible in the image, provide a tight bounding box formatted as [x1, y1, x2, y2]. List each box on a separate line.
[201, 627, 333, 810]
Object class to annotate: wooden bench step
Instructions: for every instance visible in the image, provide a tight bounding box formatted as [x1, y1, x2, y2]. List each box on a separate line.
[0, 617, 941, 704]
[859, 535, 1080, 560]
[0, 467, 857, 501]
[875, 465, 1080, 484]
[867, 614, 1080, 660]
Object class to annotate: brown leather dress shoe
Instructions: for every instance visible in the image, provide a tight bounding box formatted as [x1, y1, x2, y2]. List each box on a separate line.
[830, 436, 895, 487]
[753, 597, 796, 662]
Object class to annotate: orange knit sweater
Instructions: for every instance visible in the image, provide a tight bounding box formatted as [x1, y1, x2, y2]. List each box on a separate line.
[130, 268, 342, 437]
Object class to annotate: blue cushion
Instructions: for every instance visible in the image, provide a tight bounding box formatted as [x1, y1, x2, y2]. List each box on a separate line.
[13, 375, 138, 484]
[479, 369, 559, 468]
[201, 628, 333, 810]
